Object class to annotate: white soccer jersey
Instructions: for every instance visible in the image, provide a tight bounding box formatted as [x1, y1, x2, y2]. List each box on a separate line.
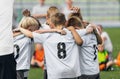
[41, 22, 50, 29]
[14, 34, 34, 70]
[33, 28, 81, 79]
[77, 30, 100, 75]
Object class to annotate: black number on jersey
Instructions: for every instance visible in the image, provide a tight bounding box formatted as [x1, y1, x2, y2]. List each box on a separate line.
[93, 45, 97, 61]
[57, 42, 66, 59]
[14, 44, 20, 59]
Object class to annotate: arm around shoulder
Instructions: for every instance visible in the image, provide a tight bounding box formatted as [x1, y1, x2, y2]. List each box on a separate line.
[20, 27, 33, 38]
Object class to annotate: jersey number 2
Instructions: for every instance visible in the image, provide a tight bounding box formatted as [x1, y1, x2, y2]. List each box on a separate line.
[57, 42, 66, 59]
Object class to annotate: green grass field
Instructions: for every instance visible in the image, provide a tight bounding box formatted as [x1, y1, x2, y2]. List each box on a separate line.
[28, 28, 120, 79]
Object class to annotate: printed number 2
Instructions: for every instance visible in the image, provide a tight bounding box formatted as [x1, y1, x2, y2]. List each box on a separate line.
[93, 45, 97, 61]
[57, 42, 66, 59]
[14, 44, 20, 59]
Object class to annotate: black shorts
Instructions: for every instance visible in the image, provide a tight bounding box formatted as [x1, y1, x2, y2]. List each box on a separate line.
[44, 69, 47, 79]
[79, 73, 100, 79]
[0, 53, 17, 79]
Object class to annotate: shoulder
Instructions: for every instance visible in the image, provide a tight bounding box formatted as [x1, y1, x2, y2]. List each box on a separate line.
[41, 23, 50, 29]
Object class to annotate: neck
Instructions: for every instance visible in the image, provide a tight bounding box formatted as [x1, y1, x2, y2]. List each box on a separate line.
[55, 25, 64, 30]
[75, 26, 84, 30]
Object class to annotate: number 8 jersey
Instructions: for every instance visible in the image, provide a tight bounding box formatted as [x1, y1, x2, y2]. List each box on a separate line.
[33, 28, 81, 79]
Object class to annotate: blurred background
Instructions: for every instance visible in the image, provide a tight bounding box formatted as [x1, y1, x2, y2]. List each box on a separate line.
[14, 0, 120, 27]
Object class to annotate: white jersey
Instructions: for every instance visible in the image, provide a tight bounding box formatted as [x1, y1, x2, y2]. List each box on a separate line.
[14, 34, 34, 70]
[33, 28, 81, 79]
[77, 30, 100, 75]
[41, 22, 50, 29]
[101, 31, 113, 53]
[0, 0, 14, 55]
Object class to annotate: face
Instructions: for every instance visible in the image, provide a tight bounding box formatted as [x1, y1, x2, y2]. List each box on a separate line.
[49, 19, 55, 29]
[39, 0, 45, 5]
[98, 45, 104, 52]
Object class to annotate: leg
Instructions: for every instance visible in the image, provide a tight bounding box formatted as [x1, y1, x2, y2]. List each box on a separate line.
[44, 69, 48, 79]
[0, 53, 17, 79]
[16, 70, 24, 79]
[80, 73, 100, 79]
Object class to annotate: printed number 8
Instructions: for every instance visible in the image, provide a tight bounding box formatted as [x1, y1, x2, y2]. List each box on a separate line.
[57, 42, 66, 59]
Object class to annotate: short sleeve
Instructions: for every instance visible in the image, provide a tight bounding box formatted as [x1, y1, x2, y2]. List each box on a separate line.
[77, 29, 87, 37]
[32, 32, 49, 44]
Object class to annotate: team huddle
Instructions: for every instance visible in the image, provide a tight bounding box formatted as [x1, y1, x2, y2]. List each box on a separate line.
[13, 6, 102, 79]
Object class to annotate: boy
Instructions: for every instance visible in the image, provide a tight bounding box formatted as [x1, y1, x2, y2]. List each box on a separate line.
[98, 45, 114, 71]
[13, 9, 40, 79]
[67, 16, 102, 79]
[19, 13, 83, 79]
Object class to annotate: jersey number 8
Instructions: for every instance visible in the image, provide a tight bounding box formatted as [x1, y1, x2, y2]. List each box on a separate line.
[57, 42, 66, 59]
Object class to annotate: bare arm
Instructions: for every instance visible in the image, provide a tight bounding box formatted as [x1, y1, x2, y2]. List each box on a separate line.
[32, 14, 46, 18]
[19, 27, 33, 38]
[67, 26, 83, 45]
[35, 29, 66, 35]
[13, 32, 22, 37]
[91, 23, 102, 44]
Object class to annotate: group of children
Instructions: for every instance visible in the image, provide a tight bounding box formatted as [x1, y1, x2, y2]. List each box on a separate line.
[12, 5, 119, 79]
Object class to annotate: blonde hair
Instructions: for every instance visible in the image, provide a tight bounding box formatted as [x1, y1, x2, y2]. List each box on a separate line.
[47, 6, 59, 19]
[19, 17, 40, 29]
[19, 9, 41, 31]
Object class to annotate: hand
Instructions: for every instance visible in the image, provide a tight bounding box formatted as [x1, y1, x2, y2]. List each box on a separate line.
[22, 9, 31, 16]
[86, 24, 93, 33]
[56, 30, 66, 35]
[67, 26, 75, 31]
[70, 6, 80, 13]
[13, 28, 20, 33]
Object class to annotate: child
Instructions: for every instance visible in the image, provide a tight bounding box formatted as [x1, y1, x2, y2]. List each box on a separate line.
[31, 44, 44, 69]
[19, 12, 84, 79]
[98, 45, 108, 71]
[13, 9, 41, 79]
[114, 52, 120, 67]
[66, 16, 102, 79]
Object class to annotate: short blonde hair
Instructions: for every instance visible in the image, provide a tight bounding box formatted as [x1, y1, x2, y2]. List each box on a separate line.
[18, 16, 41, 32]
[19, 9, 41, 31]
[47, 6, 59, 19]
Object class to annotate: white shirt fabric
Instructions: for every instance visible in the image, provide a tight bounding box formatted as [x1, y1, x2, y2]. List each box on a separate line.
[0, 0, 14, 55]
[14, 34, 34, 70]
[77, 30, 100, 75]
[41, 22, 50, 29]
[32, 4, 49, 24]
[62, 7, 72, 20]
[33, 28, 81, 79]
[101, 31, 113, 53]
